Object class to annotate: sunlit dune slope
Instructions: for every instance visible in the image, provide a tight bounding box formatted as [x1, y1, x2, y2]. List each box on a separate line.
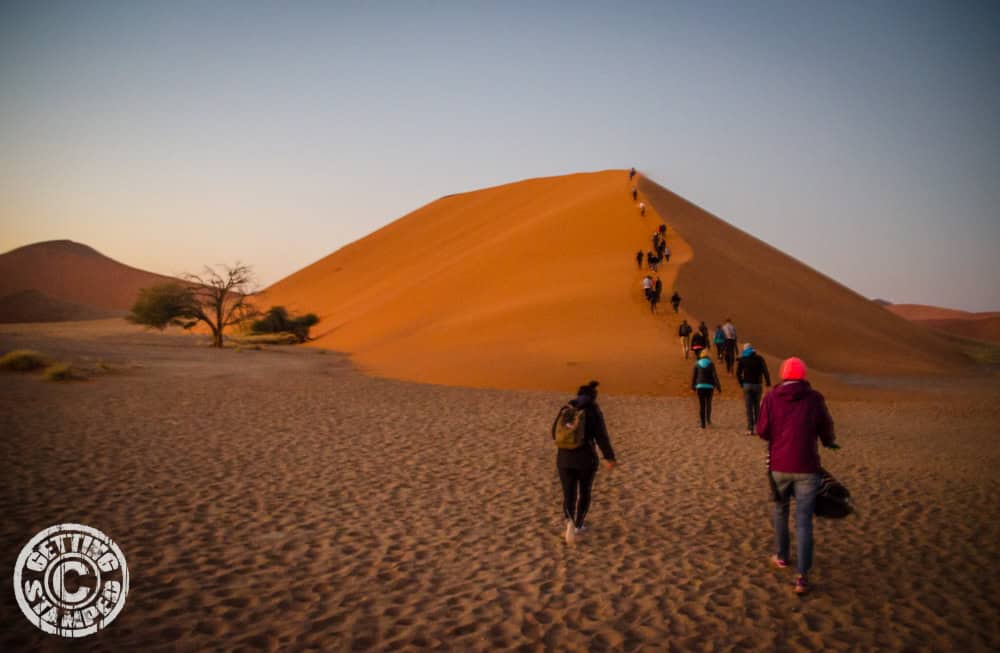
[263, 171, 699, 395]
[639, 178, 965, 376]
[264, 170, 966, 396]
[0, 240, 179, 321]
[887, 304, 1000, 344]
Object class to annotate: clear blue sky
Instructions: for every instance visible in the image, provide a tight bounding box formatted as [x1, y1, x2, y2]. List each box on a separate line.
[2, 1, 998, 311]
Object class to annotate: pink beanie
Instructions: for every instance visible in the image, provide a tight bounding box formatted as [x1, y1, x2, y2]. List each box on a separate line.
[780, 357, 808, 381]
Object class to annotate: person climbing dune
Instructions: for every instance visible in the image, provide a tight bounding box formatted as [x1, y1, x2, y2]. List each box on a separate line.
[552, 381, 616, 546]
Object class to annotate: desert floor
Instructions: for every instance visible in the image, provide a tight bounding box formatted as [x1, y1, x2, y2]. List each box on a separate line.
[1, 321, 998, 652]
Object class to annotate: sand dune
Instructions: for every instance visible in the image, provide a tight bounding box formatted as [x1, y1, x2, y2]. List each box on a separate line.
[886, 303, 1000, 322]
[0, 240, 178, 321]
[886, 304, 1000, 344]
[262, 170, 967, 397]
[0, 289, 119, 323]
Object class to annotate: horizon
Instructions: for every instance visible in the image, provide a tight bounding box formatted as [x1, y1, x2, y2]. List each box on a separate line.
[2, 1, 999, 311]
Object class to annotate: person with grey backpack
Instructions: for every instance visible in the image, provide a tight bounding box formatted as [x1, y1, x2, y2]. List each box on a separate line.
[551, 381, 616, 545]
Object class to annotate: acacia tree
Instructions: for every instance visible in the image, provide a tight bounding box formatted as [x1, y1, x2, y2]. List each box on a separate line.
[128, 263, 258, 348]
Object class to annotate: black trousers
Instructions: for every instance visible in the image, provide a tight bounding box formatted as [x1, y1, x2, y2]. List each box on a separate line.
[697, 388, 714, 427]
[724, 340, 736, 372]
[558, 466, 597, 528]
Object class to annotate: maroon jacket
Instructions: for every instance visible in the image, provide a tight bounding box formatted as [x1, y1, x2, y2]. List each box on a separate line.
[756, 381, 835, 473]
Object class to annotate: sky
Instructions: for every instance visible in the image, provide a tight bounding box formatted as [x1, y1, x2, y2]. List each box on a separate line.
[1, 1, 998, 311]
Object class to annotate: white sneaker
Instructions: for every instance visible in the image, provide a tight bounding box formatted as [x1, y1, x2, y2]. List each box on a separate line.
[564, 520, 576, 546]
[574, 525, 587, 535]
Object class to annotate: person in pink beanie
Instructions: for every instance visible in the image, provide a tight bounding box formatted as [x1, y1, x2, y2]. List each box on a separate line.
[755, 357, 837, 595]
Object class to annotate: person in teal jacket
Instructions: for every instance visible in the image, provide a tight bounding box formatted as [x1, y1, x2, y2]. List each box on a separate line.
[691, 350, 722, 428]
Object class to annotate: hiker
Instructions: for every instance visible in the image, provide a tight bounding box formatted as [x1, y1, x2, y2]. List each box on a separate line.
[552, 381, 616, 545]
[697, 321, 710, 352]
[652, 232, 660, 250]
[652, 277, 663, 313]
[755, 357, 837, 595]
[656, 238, 666, 261]
[648, 251, 659, 272]
[713, 325, 726, 361]
[690, 328, 707, 360]
[629, 167, 636, 180]
[642, 275, 653, 304]
[736, 342, 771, 434]
[691, 350, 722, 428]
[635, 250, 644, 270]
[658, 224, 667, 235]
[632, 186, 638, 201]
[678, 319, 693, 358]
[662, 243, 671, 264]
[670, 291, 681, 313]
[639, 201, 646, 217]
[722, 318, 738, 374]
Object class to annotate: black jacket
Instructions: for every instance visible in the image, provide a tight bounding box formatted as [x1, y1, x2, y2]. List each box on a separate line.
[691, 360, 722, 391]
[736, 352, 771, 386]
[552, 394, 616, 469]
[678, 323, 692, 337]
[691, 332, 707, 350]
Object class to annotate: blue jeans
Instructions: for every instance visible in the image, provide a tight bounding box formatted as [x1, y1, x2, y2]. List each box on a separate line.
[771, 472, 819, 576]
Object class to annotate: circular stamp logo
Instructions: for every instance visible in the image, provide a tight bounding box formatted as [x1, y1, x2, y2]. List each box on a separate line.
[13, 523, 129, 638]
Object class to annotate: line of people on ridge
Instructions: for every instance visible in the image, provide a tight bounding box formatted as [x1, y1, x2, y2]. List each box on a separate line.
[552, 356, 838, 596]
[629, 169, 676, 312]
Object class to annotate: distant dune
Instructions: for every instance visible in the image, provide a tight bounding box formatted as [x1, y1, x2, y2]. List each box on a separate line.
[262, 170, 967, 396]
[0, 289, 118, 324]
[0, 240, 179, 322]
[886, 303, 1000, 344]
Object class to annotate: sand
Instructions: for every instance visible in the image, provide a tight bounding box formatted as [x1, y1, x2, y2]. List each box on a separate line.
[2, 320, 998, 652]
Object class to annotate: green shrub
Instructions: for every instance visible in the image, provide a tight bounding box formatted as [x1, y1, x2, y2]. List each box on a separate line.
[43, 362, 81, 382]
[250, 306, 319, 343]
[0, 349, 50, 371]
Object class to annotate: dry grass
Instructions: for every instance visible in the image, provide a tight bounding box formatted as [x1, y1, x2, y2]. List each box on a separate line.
[231, 333, 300, 346]
[0, 349, 49, 371]
[42, 362, 82, 382]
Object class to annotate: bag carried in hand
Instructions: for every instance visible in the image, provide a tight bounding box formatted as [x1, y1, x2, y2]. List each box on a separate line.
[553, 404, 586, 449]
[815, 468, 854, 519]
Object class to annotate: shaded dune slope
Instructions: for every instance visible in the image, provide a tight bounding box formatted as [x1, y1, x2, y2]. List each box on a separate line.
[265, 171, 965, 396]
[639, 177, 964, 377]
[0, 289, 118, 324]
[0, 240, 179, 321]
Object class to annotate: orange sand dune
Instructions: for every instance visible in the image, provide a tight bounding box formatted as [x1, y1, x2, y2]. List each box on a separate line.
[887, 303, 1000, 322]
[263, 171, 966, 396]
[0, 240, 179, 320]
[887, 304, 1000, 344]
